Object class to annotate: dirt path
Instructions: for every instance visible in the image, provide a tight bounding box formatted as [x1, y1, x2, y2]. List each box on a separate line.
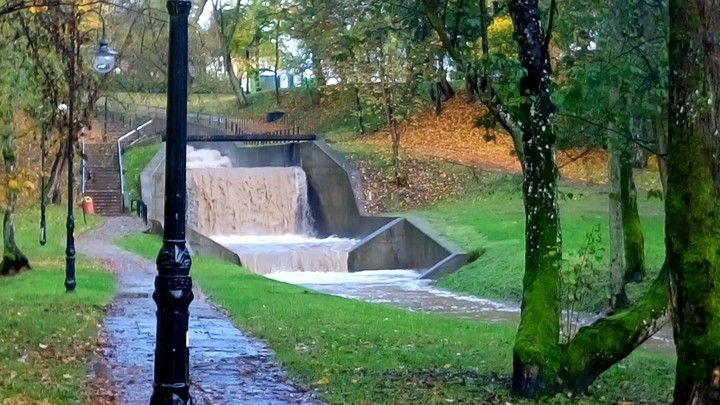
[84, 216, 320, 404]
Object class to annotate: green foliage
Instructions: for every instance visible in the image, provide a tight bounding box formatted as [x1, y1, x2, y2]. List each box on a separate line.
[551, 0, 668, 149]
[560, 223, 606, 343]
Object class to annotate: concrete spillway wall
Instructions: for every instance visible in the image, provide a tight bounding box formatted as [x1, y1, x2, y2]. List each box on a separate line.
[140, 140, 467, 279]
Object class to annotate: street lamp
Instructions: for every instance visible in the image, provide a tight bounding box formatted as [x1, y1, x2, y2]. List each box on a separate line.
[150, 0, 193, 402]
[93, 39, 118, 73]
[64, 10, 116, 293]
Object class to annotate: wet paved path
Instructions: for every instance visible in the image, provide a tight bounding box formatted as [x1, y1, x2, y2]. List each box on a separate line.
[84, 217, 319, 404]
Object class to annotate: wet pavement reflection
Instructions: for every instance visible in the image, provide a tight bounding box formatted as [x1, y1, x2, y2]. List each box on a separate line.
[83, 217, 321, 404]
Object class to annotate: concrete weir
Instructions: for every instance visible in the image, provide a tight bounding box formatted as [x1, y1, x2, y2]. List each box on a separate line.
[140, 140, 467, 279]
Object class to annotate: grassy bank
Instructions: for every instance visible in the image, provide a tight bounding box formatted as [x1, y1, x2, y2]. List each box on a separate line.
[117, 232, 674, 404]
[0, 206, 114, 404]
[123, 142, 161, 202]
[413, 183, 665, 313]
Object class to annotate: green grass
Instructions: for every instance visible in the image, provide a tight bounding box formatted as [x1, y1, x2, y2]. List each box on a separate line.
[411, 183, 666, 313]
[0, 206, 115, 404]
[117, 232, 674, 404]
[123, 142, 161, 202]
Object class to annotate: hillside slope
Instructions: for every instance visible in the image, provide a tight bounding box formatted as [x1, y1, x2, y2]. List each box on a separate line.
[358, 94, 607, 183]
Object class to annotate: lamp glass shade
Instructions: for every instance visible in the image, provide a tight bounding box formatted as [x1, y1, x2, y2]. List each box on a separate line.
[93, 42, 118, 73]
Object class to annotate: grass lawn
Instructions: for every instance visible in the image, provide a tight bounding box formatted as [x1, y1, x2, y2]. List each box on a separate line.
[118, 232, 674, 404]
[122, 142, 161, 203]
[413, 182, 665, 313]
[0, 206, 115, 404]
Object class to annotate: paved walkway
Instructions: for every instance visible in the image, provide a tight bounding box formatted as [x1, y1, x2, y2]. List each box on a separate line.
[84, 217, 320, 404]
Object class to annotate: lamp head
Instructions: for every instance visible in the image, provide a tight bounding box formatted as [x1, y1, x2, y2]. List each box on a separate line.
[93, 40, 118, 73]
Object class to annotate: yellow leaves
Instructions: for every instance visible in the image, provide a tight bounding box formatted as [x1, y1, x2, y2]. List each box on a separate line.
[75, 0, 95, 11]
[5, 179, 33, 192]
[28, 5, 48, 13]
[314, 376, 330, 385]
[488, 16, 514, 36]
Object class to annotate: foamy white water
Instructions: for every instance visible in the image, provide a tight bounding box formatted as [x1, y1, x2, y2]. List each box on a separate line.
[211, 235, 357, 274]
[186, 146, 232, 168]
[267, 270, 519, 315]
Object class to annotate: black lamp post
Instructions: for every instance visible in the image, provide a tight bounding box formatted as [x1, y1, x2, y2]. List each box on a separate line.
[150, 0, 193, 402]
[64, 10, 117, 293]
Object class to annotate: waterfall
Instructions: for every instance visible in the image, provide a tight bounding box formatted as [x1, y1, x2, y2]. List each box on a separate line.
[186, 167, 313, 236]
[185, 148, 354, 274]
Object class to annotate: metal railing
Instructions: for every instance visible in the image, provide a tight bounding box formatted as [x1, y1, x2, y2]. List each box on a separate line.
[81, 138, 86, 194]
[105, 103, 302, 136]
[118, 120, 154, 208]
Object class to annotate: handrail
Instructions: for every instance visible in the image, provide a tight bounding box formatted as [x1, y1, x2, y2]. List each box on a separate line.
[118, 119, 153, 200]
[81, 137, 86, 194]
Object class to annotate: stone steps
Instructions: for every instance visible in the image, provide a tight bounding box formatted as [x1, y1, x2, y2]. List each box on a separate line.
[83, 122, 125, 216]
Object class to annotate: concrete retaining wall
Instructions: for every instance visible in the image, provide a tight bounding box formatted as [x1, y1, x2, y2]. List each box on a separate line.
[140, 139, 467, 278]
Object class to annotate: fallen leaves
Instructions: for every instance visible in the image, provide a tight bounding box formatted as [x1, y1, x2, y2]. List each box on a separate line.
[357, 92, 607, 207]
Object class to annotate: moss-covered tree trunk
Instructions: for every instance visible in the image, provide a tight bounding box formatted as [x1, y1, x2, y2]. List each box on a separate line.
[0, 129, 30, 275]
[608, 134, 629, 310]
[667, 0, 720, 402]
[508, 0, 562, 397]
[564, 265, 669, 393]
[619, 139, 645, 282]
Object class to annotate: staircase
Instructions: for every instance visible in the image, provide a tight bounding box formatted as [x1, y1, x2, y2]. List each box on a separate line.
[84, 141, 124, 216]
[84, 114, 149, 216]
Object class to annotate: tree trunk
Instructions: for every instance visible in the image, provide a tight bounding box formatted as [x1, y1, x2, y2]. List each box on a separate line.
[655, 120, 668, 197]
[379, 63, 401, 180]
[608, 134, 629, 311]
[438, 76, 455, 99]
[213, 3, 248, 108]
[667, 0, 720, 402]
[0, 128, 30, 276]
[274, 26, 280, 106]
[224, 50, 248, 108]
[433, 83, 442, 114]
[46, 141, 67, 204]
[354, 85, 365, 133]
[309, 45, 326, 86]
[619, 138, 646, 282]
[508, 0, 562, 397]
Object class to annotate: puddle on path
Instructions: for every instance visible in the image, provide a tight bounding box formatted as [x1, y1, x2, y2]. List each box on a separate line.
[266, 270, 675, 353]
